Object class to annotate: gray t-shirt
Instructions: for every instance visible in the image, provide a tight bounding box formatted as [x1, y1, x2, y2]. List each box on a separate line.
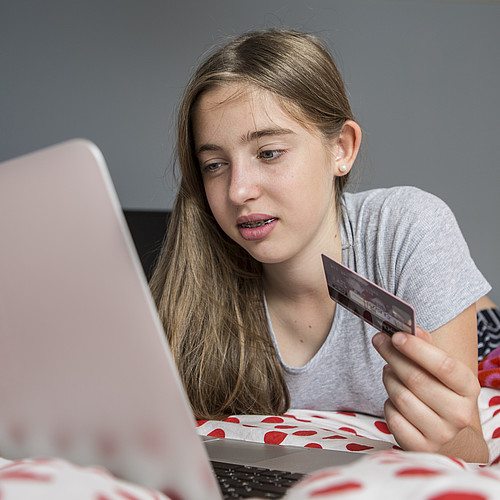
[265, 186, 491, 417]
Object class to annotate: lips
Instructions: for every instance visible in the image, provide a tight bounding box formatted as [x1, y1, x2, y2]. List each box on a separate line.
[236, 214, 278, 241]
[239, 217, 277, 229]
[237, 213, 277, 226]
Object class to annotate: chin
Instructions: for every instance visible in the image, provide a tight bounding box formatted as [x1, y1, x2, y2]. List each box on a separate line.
[245, 248, 290, 266]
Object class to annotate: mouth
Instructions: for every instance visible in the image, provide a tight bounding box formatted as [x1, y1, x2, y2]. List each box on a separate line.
[238, 218, 277, 229]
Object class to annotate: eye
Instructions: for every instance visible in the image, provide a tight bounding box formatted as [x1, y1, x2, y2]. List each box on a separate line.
[257, 149, 286, 161]
[200, 161, 226, 174]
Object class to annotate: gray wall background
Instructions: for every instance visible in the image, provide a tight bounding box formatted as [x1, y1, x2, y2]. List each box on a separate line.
[1, 0, 499, 300]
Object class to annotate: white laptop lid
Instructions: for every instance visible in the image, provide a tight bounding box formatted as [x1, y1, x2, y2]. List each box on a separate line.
[0, 140, 221, 499]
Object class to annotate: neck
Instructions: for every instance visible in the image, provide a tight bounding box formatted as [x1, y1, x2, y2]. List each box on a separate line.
[262, 224, 343, 304]
[261, 218, 342, 368]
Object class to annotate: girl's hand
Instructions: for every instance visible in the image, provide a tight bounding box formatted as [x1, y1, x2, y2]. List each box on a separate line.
[372, 326, 483, 457]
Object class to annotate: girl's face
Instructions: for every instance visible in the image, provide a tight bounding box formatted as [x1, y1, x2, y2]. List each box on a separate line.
[192, 83, 342, 267]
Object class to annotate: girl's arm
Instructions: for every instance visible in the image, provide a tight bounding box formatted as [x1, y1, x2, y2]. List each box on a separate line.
[372, 303, 489, 463]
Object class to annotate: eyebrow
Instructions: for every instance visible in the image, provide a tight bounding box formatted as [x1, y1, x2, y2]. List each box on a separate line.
[196, 128, 294, 156]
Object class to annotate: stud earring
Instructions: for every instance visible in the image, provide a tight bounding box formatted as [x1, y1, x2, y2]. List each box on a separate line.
[339, 164, 348, 173]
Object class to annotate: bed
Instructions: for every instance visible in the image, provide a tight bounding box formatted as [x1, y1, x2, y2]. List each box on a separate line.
[196, 348, 500, 499]
[0, 351, 499, 499]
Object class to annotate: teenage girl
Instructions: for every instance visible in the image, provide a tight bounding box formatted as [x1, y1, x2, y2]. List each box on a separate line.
[150, 29, 498, 463]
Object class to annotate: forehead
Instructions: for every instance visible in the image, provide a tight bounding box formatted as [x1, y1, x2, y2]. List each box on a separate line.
[195, 82, 276, 111]
[192, 83, 308, 140]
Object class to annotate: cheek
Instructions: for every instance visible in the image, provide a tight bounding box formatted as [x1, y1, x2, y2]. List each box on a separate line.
[202, 178, 218, 211]
[286, 167, 334, 206]
[290, 175, 336, 226]
[203, 183, 232, 229]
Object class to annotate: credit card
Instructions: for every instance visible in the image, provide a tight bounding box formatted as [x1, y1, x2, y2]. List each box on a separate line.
[322, 254, 415, 336]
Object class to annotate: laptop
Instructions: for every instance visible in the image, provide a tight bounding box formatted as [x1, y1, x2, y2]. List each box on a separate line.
[0, 140, 362, 499]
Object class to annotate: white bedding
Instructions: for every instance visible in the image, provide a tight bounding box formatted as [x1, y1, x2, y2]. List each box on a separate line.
[0, 388, 499, 499]
[196, 387, 500, 499]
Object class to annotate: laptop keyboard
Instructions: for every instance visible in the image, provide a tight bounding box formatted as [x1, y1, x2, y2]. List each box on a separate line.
[211, 460, 305, 499]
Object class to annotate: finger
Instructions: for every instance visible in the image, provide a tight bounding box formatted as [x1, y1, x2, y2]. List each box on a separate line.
[374, 333, 478, 428]
[381, 348, 459, 419]
[414, 325, 433, 343]
[384, 399, 442, 453]
[382, 365, 459, 448]
[375, 331, 477, 398]
[384, 398, 426, 451]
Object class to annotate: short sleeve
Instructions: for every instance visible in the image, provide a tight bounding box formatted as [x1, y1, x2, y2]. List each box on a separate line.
[373, 187, 491, 331]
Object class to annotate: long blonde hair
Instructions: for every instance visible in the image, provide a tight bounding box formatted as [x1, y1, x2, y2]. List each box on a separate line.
[150, 29, 356, 419]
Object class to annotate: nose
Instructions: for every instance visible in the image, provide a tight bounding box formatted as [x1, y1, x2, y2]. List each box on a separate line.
[228, 160, 262, 206]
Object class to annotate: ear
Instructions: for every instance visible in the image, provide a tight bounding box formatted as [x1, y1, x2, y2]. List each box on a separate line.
[333, 120, 362, 176]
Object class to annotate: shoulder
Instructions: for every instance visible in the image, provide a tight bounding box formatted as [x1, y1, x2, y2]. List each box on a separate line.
[343, 186, 450, 217]
[342, 186, 457, 237]
[340, 186, 464, 290]
[341, 187, 490, 332]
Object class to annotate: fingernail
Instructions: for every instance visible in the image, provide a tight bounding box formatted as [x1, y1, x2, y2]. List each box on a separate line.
[372, 333, 386, 348]
[392, 332, 407, 346]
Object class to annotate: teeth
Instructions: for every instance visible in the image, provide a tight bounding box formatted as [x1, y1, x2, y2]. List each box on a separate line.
[240, 218, 275, 228]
